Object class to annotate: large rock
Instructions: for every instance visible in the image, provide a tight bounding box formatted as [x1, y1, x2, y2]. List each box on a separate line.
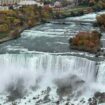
[94, 92, 105, 103]
[88, 92, 105, 105]
[54, 74, 85, 98]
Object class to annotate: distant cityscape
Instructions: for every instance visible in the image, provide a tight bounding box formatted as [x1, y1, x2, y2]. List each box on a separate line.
[0, 0, 44, 6]
[0, 0, 91, 6]
[0, 0, 44, 10]
[0, 0, 98, 11]
[0, 0, 24, 4]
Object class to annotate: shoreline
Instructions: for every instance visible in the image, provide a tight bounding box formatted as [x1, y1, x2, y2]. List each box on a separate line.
[0, 6, 104, 44]
[0, 21, 43, 44]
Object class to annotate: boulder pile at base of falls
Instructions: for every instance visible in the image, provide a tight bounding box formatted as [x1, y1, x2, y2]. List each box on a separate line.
[6, 78, 27, 102]
[54, 74, 85, 100]
[88, 92, 105, 105]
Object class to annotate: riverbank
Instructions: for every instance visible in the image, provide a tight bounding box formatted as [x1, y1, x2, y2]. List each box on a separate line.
[0, 21, 41, 44]
[0, 5, 53, 43]
[0, 4, 105, 44]
[53, 1, 105, 19]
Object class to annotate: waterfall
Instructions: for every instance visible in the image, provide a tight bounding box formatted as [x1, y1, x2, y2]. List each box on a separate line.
[87, 61, 105, 92]
[97, 61, 105, 84]
[0, 54, 96, 93]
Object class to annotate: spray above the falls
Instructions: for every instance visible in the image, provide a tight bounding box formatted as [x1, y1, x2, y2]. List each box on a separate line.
[0, 53, 96, 93]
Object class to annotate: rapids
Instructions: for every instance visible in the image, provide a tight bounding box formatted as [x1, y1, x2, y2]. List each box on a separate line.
[0, 11, 105, 105]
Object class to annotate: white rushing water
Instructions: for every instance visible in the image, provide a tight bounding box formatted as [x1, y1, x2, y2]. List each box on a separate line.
[66, 11, 105, 22]
[0, 54, 105, 105]
[0, 54, 96, 93]
[97, 61, 105, 84]
[0, 11, 105, 105]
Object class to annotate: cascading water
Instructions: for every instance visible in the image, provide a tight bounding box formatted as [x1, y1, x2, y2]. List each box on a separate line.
[0, 53, 98, 105]
[0, 54, 96, 93]
[97, 61, 105, 83]
[0, 11, 105, 105]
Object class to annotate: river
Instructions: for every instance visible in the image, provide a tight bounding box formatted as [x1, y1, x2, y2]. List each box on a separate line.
[0, 12, 105, 105]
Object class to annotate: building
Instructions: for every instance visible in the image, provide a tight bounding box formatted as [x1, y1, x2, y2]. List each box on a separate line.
[0, 6, 9, 10]
[0, 0, 22, 5]
[0, 0, 43, 6]
[18, 0, 44, 6]
[54, 1, 62, 8]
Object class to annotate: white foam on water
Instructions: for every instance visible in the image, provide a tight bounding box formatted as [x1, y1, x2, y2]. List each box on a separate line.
[21, 30, 66, 38]
[97, 61, 105, 85]
[0, 54, 104, 105]
[0, 54, 96, 92]
[67, 11, 105, 22]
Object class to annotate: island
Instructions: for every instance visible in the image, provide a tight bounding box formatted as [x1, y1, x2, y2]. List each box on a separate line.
[69, 31, 102, 53]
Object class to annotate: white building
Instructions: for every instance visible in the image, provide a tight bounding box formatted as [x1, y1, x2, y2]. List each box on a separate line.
[0, 0, 22, 5]
[0, 0, 43, 6]
[0, 6, 9, 10]
[18, 0, 44, 6]
[54, 1, 62, 8]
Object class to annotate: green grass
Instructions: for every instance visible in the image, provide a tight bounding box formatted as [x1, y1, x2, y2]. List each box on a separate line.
[67, 6, 89, 12]
[59, 6, 90, 15]
[0, 32, 8, 39]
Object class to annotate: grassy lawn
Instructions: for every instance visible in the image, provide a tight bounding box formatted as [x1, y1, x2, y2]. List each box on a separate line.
[67, 6, 90, 13]
[58, 6, 90, 16]
[0, 32, 8, 39]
